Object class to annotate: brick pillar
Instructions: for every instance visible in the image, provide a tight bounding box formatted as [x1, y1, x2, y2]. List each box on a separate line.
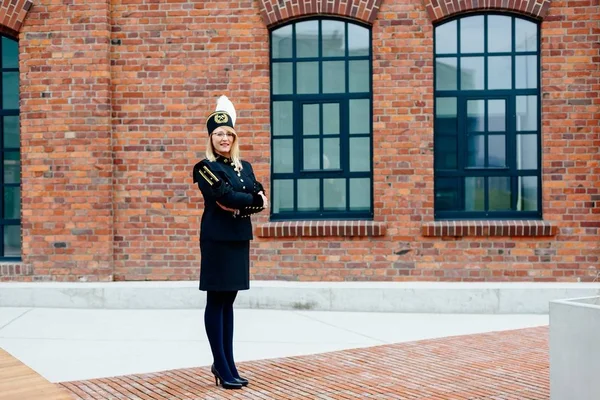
[20, 0, 113, 281]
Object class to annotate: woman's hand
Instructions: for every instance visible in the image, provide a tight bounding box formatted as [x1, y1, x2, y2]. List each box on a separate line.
[216, 201, 238, 214]
[258, 191, 268, 209]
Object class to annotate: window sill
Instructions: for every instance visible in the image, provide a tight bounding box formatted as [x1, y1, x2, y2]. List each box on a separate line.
[257, 221, 386, 238]
[421, 220, 557, 237]
[0, 262, 30, 278]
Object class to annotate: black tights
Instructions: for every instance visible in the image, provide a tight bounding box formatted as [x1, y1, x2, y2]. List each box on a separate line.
[204, 290, 240, 381]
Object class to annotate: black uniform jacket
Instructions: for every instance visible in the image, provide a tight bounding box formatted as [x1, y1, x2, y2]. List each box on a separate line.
[193, 155, 265, 242]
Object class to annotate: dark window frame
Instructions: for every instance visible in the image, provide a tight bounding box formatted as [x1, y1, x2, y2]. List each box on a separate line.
[0, 34, 20, 260]
[433, 13, 542, 220]
[269, 18, 374, 221]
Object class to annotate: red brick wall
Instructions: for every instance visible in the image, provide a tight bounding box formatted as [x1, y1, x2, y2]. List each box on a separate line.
[0, 0, 32, 37]
[538, 0, 599, 279]
[110, 0, 271, 280]
[423, 0, 552, 22]
[4, 0, 599, 282]
[19, 0, 113, 281]
[257, 0, 384, 26]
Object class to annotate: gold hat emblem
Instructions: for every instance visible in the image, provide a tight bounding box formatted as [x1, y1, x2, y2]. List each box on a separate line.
[214, 113, 228, 124]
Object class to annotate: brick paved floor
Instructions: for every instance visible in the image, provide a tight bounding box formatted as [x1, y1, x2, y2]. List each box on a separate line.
[60, 326, 549, 400]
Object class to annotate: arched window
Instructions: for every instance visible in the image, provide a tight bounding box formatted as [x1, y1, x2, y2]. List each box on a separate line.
[434, 14, 541, 219]
[270, 19, 372, 220]
[1, 35, 20, 259]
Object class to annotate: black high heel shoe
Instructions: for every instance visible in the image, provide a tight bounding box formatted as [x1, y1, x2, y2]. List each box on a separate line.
[211, 364, 242, 389]
[234, 376, 249, 387]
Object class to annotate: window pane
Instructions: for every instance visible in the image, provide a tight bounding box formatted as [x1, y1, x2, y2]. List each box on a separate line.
[349, 60, 369, 93]
[516, 96, 537, 131]
[272, 62, 293, 94]
[461, 57, 484, 90]
[488, 135, 506, 168]
[273, 139, 293, 173]
[349, 99, 370, 134]
[4, 225, 20, 257]
[322, 20, 345, 57]
[303, 138, 320, 170]
[323, 138, 340, 169]
[272, 101, 293, 136]
[348, 24, 369, 56]
[272, 25, 292, 58]
[349, 137, 370, 172]
[297, 62, 319, 94]
[323, 103, 339, 135]
[517, 134, 537, 170]
[303, 104, 319, 135]
[435, 178, 460, 211]
[516, 19, 537, 52]
[435, 136, 457, 169]
[4, 151, 19, 183]
[3, 72, 19, 109]
[488, 56, 511, 90]
[518, 176, 538, 211]
[467, 135, 485, 168]
[465, 177, 485, 211]
[488, 16, 512, 53]
[273, 179, 294, 213]
[4, 187, 20, 219]
[467, 100, 485, 132]
[489, 177, 511, 210]
[296, 20, 319, 58]
[436, 58, 457, 90]
[297, 179, 319, 211]
[324, 178, 346, 211]
[460, 16, 484, 53]
[488, 100, 505, 132]
[4, 116, 19, 148]
[323, 61, 345, 93]
[435, 20, 457, 54]
[516, 55, 537, 89]
[350, 178, 370, 211]
[2, 37, 18, 69]
[435, 97, 457, 133]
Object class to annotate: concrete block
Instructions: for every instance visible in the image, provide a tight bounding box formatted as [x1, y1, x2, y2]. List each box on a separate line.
[103, 283, 201, 309]
[550, 296, 600, 400]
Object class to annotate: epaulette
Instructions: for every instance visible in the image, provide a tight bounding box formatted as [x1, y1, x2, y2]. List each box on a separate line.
[193, 160, 221, 186]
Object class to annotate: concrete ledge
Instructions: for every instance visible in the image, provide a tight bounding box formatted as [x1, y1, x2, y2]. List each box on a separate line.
[1, 281, 599, 313]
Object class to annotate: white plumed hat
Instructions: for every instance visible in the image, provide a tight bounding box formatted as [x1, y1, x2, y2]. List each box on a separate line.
[206, 95, 236, 134]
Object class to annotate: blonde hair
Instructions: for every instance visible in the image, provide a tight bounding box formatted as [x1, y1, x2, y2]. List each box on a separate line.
[205, 126, 243, 171]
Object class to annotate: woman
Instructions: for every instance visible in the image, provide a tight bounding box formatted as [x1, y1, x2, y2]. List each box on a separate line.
[192, 96, 267, 390]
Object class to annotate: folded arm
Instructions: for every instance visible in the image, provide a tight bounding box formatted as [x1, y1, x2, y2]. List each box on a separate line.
[237, 163, 268, 217]
[193, 161, 264, 209]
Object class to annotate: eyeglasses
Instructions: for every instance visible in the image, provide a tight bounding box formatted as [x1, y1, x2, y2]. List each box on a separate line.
[213, 132, 235, 139]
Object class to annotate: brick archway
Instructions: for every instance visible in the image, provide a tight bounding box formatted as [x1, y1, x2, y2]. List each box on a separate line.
[0, 0, 33, 36]
[423, 0, 552, 23]
[258, 0, 384, 27]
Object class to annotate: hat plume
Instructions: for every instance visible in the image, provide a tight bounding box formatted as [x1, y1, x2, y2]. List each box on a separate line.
[215, 95, 236, 127]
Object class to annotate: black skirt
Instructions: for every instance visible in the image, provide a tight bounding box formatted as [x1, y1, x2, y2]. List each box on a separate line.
[199, 240, 250, 291]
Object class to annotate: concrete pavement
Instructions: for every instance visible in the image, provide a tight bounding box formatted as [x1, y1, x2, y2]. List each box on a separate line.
[0, 306, 548, 383]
